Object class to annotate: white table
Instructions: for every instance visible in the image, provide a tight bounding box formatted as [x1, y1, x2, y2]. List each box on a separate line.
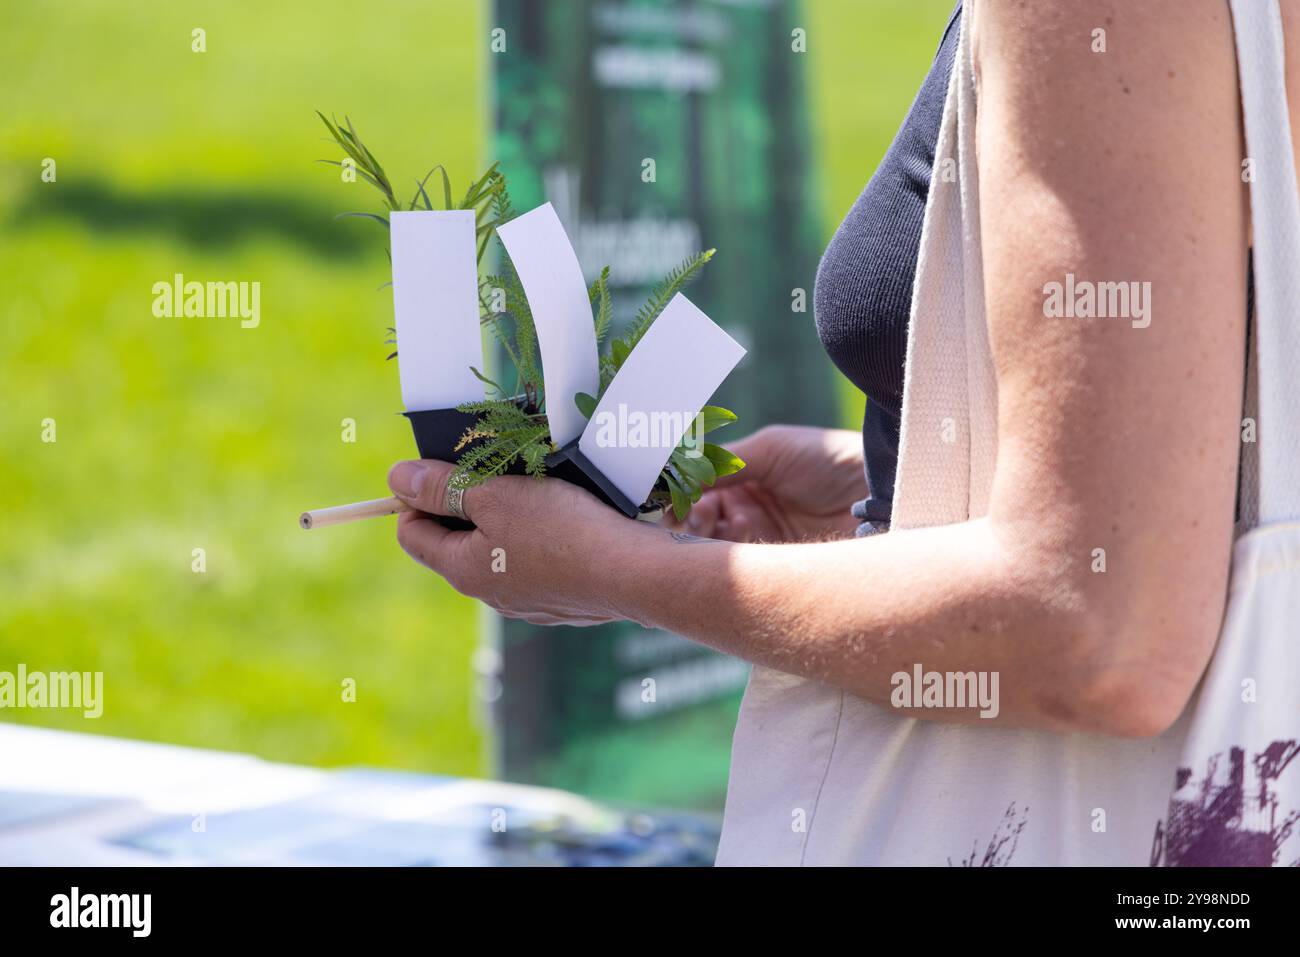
[0, 724, 718, 866]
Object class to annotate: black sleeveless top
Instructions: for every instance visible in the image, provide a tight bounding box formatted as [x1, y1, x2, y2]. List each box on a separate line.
[814, 5, 962, 534]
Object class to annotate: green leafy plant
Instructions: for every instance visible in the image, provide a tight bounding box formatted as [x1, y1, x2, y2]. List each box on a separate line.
[318, 112, 743, 518]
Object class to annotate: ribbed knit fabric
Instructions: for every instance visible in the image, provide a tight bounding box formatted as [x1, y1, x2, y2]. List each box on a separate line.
[813, 3, 961, 533]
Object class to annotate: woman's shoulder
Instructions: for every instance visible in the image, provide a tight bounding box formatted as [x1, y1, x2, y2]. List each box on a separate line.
[970, 0, 1248, 174]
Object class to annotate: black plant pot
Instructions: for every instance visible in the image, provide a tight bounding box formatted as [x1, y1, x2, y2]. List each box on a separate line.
[403, 401, 652, 529]
[403, 406, 518, 530]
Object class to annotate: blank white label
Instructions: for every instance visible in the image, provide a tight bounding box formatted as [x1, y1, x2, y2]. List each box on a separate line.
[579, 293, 746, 507]
[495, 202, 599, 447]
[390, 210, 484, 411]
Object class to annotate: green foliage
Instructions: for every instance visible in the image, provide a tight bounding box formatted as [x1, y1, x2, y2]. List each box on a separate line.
[484, 265, 542, 401]
[320, 116, 742, 514]
[701, 441, 746, 479]
[449, 398, 551, 486]
[581, 248, 744, 518]
[316, 112, 401, 211]
[653, 411, 745, 521]
[319, 111, 512, 226]
[588, 266, 612, 346]
[600, 248, 714, 391]
[471, 252, 748, 514]
[318, 112, 512, 360]
[696, 405, 737, 435]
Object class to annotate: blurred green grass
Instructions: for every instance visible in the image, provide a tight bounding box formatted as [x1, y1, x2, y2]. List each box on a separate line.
[0, 0, 952, 777]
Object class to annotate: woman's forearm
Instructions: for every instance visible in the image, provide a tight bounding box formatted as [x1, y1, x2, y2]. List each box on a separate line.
[609, 516, 1179, 736]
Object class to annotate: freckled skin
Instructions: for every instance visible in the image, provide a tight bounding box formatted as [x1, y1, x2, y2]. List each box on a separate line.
[391, 1, 1279, 738]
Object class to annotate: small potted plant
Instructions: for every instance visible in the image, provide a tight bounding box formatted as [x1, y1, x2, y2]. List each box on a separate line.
[316, 113, 745, 526]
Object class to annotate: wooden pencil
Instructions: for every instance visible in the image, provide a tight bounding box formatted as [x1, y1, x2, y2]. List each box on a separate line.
[299, 496, 412, 530]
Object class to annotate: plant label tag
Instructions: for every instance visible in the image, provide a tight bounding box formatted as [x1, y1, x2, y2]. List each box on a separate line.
[579, 293, 746, 507]
[495, 202, 599, 447]
[390, 210, 484, 411]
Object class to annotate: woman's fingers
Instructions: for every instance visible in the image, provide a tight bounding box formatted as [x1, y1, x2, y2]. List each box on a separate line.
[387, 460, 485, 585]
[384, 459, 629, 624]
[661, 485, 777, 542]
[705, 434, 767, 489]
[387, 459, 486, 520]
[682, 490, 721, 536]
[394, 505, 612, 624]
[394, 510, 459, 575]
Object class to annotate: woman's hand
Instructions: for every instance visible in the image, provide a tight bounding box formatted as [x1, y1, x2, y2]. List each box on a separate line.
[387, 459, 639, 627]
[668, 425, 868, 543]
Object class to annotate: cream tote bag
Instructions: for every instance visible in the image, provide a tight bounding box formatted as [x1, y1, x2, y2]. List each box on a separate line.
[716, 0, 1300, 867]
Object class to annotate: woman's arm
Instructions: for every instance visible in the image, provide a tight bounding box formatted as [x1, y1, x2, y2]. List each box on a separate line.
[622, 1, 1248, 735]
[391, 1, 1248, 737]
[624, 0, 1248, 735]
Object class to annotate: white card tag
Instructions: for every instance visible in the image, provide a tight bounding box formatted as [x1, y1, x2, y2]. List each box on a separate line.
[495, 203, 599, 447]
[578, 294, 746, 507]
[390, 210, 484, 411]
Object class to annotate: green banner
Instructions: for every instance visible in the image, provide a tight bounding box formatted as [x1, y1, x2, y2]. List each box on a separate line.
[491, 0, 832, 810]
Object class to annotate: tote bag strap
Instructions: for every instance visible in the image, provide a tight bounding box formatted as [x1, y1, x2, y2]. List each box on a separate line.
[1230, 0, 1300, 525]
[892, 7, 984, 532]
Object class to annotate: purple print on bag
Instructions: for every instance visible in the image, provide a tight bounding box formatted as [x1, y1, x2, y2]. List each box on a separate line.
[1151, 740, 1299, 866]
[949, 802, 1028, 867]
